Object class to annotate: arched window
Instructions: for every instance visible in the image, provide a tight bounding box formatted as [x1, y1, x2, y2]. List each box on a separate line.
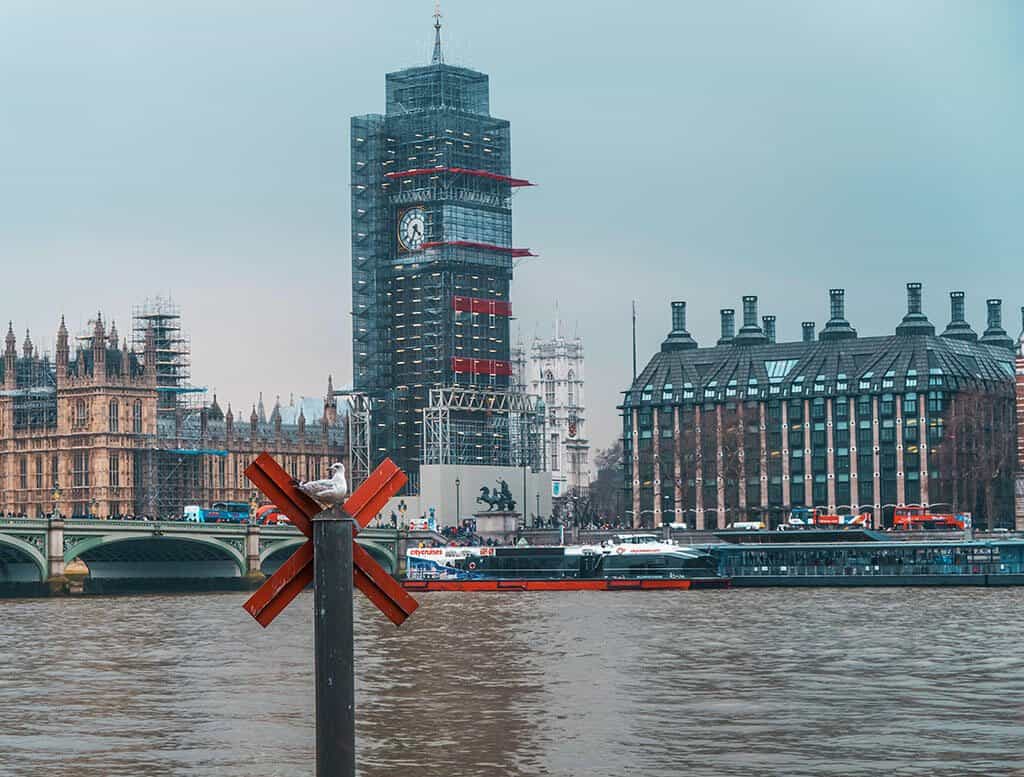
[567, 370, 575, 407]
[75, 400, 87, 428]
[544, 370, 555, 406]
[108, 400, 119, 432]
[132, 401, 143, 434]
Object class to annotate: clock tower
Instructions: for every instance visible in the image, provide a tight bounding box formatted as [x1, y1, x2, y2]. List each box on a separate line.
[350, 11, 535, 485]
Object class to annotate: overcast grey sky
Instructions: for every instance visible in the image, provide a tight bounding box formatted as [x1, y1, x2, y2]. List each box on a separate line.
[1, 1, 1021, 450]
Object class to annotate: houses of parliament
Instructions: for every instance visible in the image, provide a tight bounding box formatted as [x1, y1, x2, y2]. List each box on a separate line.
[0, 301, 344, 519]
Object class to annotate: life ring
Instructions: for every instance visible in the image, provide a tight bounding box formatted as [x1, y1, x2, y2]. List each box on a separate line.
[468, 561, 477, 570]
[615, 547, 626, 554]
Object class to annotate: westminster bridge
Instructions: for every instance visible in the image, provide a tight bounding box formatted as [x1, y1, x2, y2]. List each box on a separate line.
[0, 517, 441, 594]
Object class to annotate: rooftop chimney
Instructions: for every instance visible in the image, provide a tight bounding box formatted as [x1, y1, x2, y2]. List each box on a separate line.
[895, 281, 935, 336]
[762, 315, 776, 344]
[980, 298, 1014, 350]
[660, 300, 698, 352]
[802, 321, 816, 343]
[819, 288, 858, 342]
[734, 295, 768, 345]
[718, 309, 735, 346]
[940, 291, 978, 343]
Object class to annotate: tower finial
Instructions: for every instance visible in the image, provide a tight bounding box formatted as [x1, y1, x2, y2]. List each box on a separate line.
[432, 1, 443, 65]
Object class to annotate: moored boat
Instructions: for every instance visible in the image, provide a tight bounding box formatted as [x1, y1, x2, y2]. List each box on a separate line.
[403, 533, 730, 591]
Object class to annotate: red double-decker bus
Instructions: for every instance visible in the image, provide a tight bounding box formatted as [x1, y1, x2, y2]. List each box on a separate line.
[893, 506, 970, 531]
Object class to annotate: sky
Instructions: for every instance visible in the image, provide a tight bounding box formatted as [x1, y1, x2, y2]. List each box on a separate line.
[1, 1, 1022, 452]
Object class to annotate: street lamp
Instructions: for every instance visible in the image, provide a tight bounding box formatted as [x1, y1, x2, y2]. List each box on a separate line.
[51, 481, 61, 520]
[455, 478, 461, 526]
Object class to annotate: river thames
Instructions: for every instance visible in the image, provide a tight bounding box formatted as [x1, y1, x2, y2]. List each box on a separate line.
[2, 588, 1022, 776]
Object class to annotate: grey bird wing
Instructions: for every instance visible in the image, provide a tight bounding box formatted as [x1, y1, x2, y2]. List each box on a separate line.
[298, 479, 334, 498]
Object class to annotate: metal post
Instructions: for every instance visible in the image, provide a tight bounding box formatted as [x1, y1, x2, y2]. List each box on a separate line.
[455, 478, 461, 525]
[313, 507, 356, 777]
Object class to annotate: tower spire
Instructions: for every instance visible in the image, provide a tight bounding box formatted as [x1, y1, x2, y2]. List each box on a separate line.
[432, 2, 444, 65]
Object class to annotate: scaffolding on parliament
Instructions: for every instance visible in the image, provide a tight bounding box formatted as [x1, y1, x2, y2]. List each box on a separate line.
[131, 297, 218, 519]
[421, 385, 546, 471]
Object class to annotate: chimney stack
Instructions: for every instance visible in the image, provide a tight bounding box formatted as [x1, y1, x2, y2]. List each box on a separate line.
[980, 298, 1014, 350]
[802, 321, 816, 343]
[820, 288, 857, 341]
[735, 295, 768, 345]
[940, 291, 977, 343]
[661, 300, 698, 352]
[718, 309, 735, 345]
[895, 281, 935, 336]
[672, 301, 686, 333]
[762, 315, 776, 344]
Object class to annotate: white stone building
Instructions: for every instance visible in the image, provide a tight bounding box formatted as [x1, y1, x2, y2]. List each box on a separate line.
[513, 319, 591, 506]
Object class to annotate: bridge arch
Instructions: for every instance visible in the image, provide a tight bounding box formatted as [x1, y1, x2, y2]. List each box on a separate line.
[358, 540, 395, 575]
[0, 534, 47, 582]
[65, 534, 247, 576]
[260, 537, 306, 566]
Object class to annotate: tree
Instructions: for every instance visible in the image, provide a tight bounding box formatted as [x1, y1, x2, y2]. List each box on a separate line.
[932, 389, 1015, 529]
[589, 440, 623, 523]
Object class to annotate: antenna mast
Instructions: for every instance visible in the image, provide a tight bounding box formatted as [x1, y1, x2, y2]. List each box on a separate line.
[432, 2, 444, 64]
[631, 300, 637, 382]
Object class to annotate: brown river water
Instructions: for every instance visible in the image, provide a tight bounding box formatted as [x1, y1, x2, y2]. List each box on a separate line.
[1, 588, 1022, 776]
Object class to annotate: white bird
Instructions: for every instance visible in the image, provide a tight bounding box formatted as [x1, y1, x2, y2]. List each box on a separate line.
[297, 462, 349, 507]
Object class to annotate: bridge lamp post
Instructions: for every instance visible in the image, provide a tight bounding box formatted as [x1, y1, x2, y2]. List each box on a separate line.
[454, 478, 461, 526]
[51, 482, 61, 520]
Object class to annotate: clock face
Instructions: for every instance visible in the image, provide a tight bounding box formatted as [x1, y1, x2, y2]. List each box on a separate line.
[398, 207, 426, 252]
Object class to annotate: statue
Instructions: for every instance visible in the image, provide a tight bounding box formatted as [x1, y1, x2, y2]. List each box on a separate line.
[475, 479, 517, 512]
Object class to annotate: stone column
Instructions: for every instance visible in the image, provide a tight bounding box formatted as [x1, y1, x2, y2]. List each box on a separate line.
[245, 522, 263, 579]
[872, 396, 882, 528]
[1017, 350, 1024, 530]
[781, 402, 791, 508]
[46, 516, 65, 579]
[895, 398, 906, 507]
[758, 402, 768, 511]
[826, 398, 836, 511]
[918, 392, 930, 507]
[848, 397, 859, 513]
[652, 407, 662, 527]
[803, 400, 812, 508]
[737, 404, 747, 519]
[715, 404, 726, 529]
[694, 406, 704, 530]
[673, 406, 683, 526]
[631, 408, 641, 528]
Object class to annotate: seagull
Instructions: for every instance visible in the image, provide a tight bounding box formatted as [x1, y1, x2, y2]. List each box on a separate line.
[297, 462, 349, 507]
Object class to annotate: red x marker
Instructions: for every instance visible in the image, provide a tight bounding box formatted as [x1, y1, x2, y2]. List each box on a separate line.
[242, 454, 418, 627]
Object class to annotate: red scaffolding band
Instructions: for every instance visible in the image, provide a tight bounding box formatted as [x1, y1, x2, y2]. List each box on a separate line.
[452, 296, 512, 316]
[451, 358, 513, 376]
[383, 166, 535, 187]
[421, 240, 536, 258]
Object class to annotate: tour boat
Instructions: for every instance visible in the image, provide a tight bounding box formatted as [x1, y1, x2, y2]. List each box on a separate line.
[403, 533, 731, 591]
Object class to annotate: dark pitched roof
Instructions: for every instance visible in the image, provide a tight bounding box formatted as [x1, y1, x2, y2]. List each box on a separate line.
[624, 333, 1016, 407]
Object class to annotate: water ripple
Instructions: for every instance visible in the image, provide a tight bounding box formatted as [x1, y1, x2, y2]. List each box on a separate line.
[1, 588, 1022, 776]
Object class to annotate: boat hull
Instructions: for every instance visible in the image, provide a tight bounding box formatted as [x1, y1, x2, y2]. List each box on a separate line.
[402, 577, 730, 592]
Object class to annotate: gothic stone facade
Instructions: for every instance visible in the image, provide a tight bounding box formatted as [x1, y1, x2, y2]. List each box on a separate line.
[0, 317, 343, 518]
